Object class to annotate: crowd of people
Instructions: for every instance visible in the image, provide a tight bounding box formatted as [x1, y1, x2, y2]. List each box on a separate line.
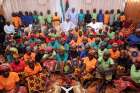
[0, 8, 140, 93]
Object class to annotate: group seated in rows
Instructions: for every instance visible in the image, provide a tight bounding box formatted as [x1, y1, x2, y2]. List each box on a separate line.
[0, 8, 140, 93]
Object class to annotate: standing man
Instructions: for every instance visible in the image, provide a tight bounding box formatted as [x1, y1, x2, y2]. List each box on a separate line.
[52, 12, 61, 33]
[78, 9, 85, 26]
[46, 10, 52, 28]
[115, 9, 121, 21]
[84, 10, 92, 24]
[69, 8, 78, 26]
[92, 9, 97, 21]
[97, 9, 104, 22]
[110, 9, 115, 26]
[38, 12, 45, 25]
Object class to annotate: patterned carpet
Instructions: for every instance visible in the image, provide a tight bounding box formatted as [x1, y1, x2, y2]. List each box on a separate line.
[45, 74, 117, 93]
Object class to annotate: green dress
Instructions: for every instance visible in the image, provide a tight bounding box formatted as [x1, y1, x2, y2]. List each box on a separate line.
[96, 58, 114, 80]
[131, 65, 140, 84]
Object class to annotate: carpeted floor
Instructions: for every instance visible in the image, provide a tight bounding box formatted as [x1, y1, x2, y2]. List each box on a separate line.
[45, 74, 117, 93]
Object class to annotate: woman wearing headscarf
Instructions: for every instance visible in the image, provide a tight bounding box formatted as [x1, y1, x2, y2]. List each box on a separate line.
[0, 64, 20, 93]
[96, 51, 115, 93]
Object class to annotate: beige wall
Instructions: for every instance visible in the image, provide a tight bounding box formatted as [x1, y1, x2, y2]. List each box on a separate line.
[2, 0, 125, 20]
[0, 5, 4, 15]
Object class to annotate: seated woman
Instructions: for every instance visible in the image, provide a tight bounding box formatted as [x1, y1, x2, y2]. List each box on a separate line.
[115, 58, 140, 92]
[78, 37, 89, 58]
[68, 44, 79, 60]
[81, 49, 97, 88]
[116, 50, 133, 77]
[24, 61, 42, 76]
[0, 64, 20, 93]
[96, 51, 115, 93]
[55, 47, 68, 73]
[109, 43, 120, 61]
[42, 47, 56, 72]
[130, 58, 140, 88]
[83, 49, 97, 73]
[52, 12, 61, 33]
[71, 57, 85, 80]
[23, 61, 48, 93]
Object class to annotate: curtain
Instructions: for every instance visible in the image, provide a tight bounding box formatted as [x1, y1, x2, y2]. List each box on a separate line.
[0, 0, 3, 5]
[68, 0, 125, 12]
[3, 0, 126, 20]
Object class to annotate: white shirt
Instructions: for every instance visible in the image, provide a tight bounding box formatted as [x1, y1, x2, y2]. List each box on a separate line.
[69, 12, 78, 25]
[60, 21, 75, 33]
[4, 24, 15, 34]
[87, 22, 103, 32]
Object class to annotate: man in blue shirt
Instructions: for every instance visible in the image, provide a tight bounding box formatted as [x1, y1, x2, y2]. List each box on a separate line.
[97, 9, 104, 22]
[78, 9, 85, 25]
[28, 12, 34, 24]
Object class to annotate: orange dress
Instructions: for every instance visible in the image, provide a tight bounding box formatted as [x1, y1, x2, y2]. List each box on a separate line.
[109, 49, 120, 60]
[104, 14, 110, 25]
[83, 57, 97, 72]
[24, 63, 42, 76]
[0, 72, 20, 91]
[12, 16, 21, 28]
